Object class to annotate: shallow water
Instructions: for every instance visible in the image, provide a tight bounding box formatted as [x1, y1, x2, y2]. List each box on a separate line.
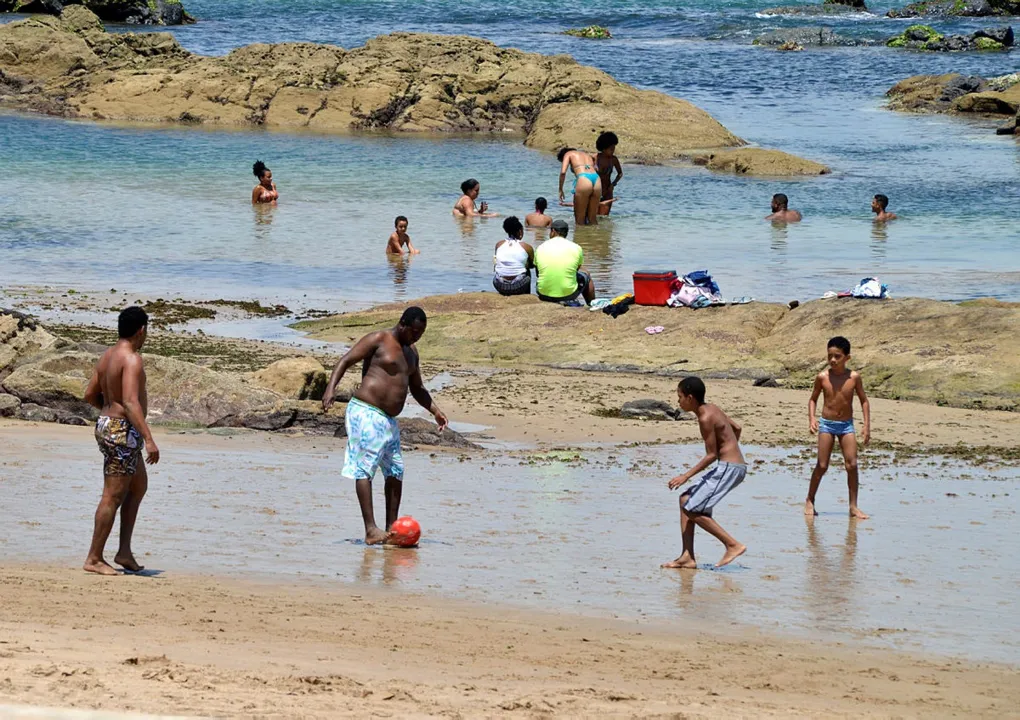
[2, 1, 1019, 308]
[2, 429, 1017, 663]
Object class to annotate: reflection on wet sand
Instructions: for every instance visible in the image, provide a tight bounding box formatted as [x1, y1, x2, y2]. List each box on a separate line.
[387, 253, 411, 296]
[804, 516, 859, 631]
[358, 546, 420, 586]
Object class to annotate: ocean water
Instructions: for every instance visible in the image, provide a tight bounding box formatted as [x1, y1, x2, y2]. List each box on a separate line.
[1, 0, 1019, 309]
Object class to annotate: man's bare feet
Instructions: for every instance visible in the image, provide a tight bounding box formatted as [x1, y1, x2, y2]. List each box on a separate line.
[365, 527, 391, 545]
[716, 544, 746, 568]
[850, 506, 870, 520]
[804, 500, 818, 516]
[83, 558, 118, 576]
[661, 552, 697, 569]
[115, 553, 144, 572]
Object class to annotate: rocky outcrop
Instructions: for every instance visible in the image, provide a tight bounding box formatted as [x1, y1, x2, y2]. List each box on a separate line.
[617, 399, 690, 421]
[0, 7, 828, 175]
[887, 0, 1020, 17]
[0, 309, 61, 376]
[886, 23, 1014, 50]
[249, 357, 328, 401]
[753, 26, 874, 46]
[0, 0, 192, 25]
[688, 148, 832, 176]
[887, 72, 1020, 134]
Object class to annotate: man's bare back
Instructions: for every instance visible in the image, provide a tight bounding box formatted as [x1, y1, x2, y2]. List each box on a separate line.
[766, 209, 802, 223]
[698, 403, 746, 466]
[94, 344, 148, 420]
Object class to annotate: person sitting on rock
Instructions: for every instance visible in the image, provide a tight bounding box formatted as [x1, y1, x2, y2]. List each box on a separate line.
[252, 160, 278, 205]
[453, 179, 498, 218]
[766, 193, 801, 223]
[595, 131, 623, 216]
[525, 197, 553, 228]
[535, 219, 596, 306]
[871, 194, 897, 222]
[492, 216, 535, 296]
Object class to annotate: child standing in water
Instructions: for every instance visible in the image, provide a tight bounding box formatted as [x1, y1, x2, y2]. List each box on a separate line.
[806, 336, 871, 520]
[595, 131, 623, 216]
[662, 377, 748, 570]
[386, 216, 419, 255]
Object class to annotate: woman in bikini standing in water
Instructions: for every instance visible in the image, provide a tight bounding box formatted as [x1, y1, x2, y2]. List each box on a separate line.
[252, 160, 279, 205]
[557, 147, 602, 226]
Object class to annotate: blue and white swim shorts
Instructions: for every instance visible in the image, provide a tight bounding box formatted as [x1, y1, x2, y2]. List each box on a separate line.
[342, 398, 404, 481]
[818, 418, 855, 437]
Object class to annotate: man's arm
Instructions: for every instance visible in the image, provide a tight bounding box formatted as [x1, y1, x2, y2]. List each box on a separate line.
[408, 357, 448, 431]
[84, 367, 103, 410]
[669, 419, 718, 490]
[322, 333, 380, 411]
[121, 355, 159, 465]
[808, 375, 823, 434]
[855, 373, 871, 445]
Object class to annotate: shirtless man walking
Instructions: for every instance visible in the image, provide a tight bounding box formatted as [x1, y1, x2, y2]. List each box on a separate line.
[322, 307, 448, 544]
[83, 306, 160, 576]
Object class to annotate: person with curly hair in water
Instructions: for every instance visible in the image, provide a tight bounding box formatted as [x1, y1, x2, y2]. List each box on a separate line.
[557, 147, 602, 226]
[595, 131, 623, 216]
[251, 160, 279, 205]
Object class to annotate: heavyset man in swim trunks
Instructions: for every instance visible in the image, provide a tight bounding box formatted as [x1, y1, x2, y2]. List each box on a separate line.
[322, 306, 448, 545]
[82, 306, 160, 576]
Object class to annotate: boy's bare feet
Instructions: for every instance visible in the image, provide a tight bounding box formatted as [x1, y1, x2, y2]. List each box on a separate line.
[365, 527, 391, 545]
[850, 506, 869, 520]
[83, 558, 118, 576]
[661, 554, 697, 569]
[716, 544, 746, 568]
[115, 553, 144, 572]
[804, 500, 818, 516]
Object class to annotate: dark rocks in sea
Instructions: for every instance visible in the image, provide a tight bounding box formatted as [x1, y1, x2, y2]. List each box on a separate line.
[886, 23, 1014, 50]
[0, 0, 193, 25]
[753, 26, 875, 47]
[887, 0, 1020, 17]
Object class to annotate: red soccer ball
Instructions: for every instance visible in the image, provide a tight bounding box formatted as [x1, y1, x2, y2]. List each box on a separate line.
[390, 516, 421, 548]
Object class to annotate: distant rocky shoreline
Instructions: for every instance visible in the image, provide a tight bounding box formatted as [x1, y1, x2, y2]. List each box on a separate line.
[0, 6, 829, 175]
[0, 0, 192, 25]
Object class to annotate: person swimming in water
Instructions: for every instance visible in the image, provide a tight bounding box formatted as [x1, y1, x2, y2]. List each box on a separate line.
[595, 132, 623, 216]
[557, 148, 602, 226]
[252, 160, 278, 205]
[453, 179, 498, 218]
[525, 197, 553, 228]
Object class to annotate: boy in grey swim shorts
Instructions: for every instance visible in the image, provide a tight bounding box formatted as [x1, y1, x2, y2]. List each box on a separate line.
[662, 377, 748, 570]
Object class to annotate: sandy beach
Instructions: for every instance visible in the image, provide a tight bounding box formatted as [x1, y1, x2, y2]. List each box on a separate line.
[2, 562, 1018, 719]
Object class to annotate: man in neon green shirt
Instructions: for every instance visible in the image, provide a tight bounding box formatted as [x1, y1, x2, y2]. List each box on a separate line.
[535, 220, 596, 305]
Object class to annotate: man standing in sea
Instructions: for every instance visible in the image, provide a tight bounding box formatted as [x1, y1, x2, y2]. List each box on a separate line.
[82, 306, 160, 575]
[322, 306, 448, 544]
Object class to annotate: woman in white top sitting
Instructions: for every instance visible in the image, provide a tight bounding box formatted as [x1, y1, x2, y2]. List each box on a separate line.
[492, 216, 535, 296]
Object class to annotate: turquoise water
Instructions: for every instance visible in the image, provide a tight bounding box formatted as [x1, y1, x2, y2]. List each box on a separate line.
[1, 1, 1019, 307]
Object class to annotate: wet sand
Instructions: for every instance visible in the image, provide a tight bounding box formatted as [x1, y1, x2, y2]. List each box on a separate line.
[2, 561, 1019, 719]
[2, 422, 1018, 665]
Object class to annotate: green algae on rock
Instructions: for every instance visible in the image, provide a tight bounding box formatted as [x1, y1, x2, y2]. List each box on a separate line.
[562, 25, 612, 39]
[0, 7, 828, 175]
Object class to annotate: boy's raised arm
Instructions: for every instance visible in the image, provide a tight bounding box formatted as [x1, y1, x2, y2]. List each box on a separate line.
[808, 374, 823, 434]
